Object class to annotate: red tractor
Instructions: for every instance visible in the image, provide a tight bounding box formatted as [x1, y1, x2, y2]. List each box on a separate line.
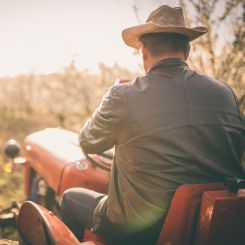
[3, 127, 245, 245]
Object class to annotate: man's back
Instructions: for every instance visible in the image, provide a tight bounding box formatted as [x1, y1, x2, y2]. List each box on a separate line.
[98, 58, 245, 231]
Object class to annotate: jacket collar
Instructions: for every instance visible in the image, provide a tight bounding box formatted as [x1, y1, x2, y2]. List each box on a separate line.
[147, 58, 188, 73]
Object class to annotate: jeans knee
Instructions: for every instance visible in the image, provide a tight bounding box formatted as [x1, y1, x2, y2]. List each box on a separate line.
[60, 188, 76, 210]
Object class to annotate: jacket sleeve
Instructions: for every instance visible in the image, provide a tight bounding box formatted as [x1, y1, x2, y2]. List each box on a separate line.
[79, 85, 127, 154]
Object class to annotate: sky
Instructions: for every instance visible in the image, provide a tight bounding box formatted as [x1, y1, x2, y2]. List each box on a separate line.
[0, 0, 179, 76]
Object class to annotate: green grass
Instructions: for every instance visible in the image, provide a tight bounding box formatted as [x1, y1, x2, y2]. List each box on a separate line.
[0, 111, 57, 239]
[0, 171, 24, 207]
[0, 111, 57, 206]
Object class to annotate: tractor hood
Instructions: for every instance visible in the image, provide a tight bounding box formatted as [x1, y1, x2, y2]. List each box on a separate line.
[22, 128, 85, 193]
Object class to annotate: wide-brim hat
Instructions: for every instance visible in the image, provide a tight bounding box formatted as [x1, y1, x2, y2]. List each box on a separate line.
[122, 5, 208, 49]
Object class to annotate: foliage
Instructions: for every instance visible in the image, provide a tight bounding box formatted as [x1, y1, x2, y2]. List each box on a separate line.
[0, 62, 139, 130]
[0, 112, 57, 239]
[0, 112, 57, 205]
[179, 0, 245, 113]
[0, 171, 24, 207]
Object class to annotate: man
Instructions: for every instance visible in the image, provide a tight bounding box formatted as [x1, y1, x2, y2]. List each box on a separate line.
[61, 5, 245, 245]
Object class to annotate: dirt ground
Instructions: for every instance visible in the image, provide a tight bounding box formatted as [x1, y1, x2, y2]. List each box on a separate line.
[0, 240, 18, 245]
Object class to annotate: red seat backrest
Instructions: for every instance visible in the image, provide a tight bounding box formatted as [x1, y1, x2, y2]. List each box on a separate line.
[157, 183, 225, 245]
[194, 189, 245, 245]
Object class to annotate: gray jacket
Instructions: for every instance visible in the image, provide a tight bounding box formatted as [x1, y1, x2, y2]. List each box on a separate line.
[79, 58, 245, 232]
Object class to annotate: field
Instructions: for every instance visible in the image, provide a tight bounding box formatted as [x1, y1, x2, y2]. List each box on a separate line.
[0, 112, 57, 239]
[0, 112, 58, 204]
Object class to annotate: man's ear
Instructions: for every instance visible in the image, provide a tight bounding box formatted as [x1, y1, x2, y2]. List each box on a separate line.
[184, 43, 190, 60]
[141, 43, 148, 61]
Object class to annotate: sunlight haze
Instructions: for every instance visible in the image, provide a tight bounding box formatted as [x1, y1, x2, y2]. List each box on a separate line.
[0, 0, 166, 76]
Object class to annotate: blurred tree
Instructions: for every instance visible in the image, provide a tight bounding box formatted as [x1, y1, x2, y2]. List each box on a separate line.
[15, 73, 35, 116]
[0, 61, 139, 130]
[41, 60, 99, 128]
[40, 61, 138, 129]
[0, 73, 38, 117]
[179, 0, 244, 113]
[99, 62, 139, 91]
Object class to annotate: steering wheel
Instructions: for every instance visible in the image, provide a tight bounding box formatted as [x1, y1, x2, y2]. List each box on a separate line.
[85, 151, 113, 172]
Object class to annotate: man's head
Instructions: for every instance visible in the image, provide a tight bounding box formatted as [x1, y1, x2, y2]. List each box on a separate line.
[139, 32, 190, 71]
[122, 5, 207, 71]
[139, 33, 189, 56]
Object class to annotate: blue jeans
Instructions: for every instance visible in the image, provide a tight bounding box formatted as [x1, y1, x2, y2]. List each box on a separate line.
[60, 187, 105, 241]
[61, 187, 162, 244]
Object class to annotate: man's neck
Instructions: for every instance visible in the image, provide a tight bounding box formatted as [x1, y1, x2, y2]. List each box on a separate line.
[145, 53, 186, 72]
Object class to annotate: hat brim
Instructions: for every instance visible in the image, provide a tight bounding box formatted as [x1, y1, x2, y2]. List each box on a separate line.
[122, 22, 208, 49]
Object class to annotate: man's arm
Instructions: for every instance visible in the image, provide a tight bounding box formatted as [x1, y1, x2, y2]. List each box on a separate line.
[79, 85, 127, 154]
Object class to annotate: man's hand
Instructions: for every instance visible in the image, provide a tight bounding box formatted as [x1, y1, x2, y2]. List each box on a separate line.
[114, 78, 130, 85]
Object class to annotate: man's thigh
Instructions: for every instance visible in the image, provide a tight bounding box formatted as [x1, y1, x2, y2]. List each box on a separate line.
[61, 187, 105, 229]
